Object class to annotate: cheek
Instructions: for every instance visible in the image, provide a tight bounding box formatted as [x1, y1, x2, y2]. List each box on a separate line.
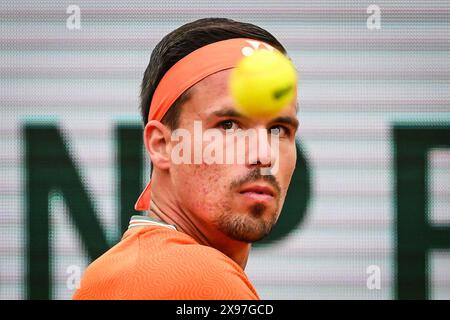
[193, 165, 225, 195]
[277, 143, 297, 190]
[174, 163, 231, 208]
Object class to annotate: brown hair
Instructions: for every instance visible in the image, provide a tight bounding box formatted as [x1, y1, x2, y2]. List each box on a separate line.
[140, 17, 287, 129]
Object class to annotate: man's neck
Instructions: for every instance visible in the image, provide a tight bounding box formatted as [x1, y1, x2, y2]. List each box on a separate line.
[147, 198, 251, 270]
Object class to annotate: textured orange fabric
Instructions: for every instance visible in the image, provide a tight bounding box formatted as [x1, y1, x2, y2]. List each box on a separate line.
[73, 224, 260, 300]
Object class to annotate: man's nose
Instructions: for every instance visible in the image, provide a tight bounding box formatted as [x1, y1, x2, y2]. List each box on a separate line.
[247, 129, 273, 168]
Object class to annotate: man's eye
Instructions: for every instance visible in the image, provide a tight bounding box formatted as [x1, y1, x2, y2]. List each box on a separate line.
[270, 125, 289, 137]
[218, 120, 238, 131]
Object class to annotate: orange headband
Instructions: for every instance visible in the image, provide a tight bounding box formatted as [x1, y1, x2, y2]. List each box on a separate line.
[135, 38, 278, 211]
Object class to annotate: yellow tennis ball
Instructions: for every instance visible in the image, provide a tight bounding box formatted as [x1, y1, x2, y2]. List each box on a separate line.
[229, 49, 297, 118]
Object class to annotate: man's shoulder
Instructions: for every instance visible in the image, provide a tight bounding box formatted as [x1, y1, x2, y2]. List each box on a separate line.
[135, 230, 259, 299]
[137, 228, 243, 274]
[74, 226, 259, 299]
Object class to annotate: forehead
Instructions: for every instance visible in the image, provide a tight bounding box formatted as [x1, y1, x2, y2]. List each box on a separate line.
[190, 69, 232, 106]
[183, 69, 298, 119]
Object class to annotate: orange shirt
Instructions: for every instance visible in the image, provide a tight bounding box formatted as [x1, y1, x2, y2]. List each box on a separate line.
[73, 215, 260, 300]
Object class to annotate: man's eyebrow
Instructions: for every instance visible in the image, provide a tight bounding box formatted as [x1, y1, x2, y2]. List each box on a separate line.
[270, 116, 299, 131]
[211, 108, 246, 119]
[211, 107, 299, 130]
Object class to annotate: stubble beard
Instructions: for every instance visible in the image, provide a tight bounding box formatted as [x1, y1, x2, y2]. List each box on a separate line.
[215, 201, 280, 243]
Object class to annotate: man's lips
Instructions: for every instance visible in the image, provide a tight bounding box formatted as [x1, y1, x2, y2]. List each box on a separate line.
[238, 184, 276, 202]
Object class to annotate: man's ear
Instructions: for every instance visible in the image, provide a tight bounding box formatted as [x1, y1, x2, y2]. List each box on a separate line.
[143, 120, 171, 170]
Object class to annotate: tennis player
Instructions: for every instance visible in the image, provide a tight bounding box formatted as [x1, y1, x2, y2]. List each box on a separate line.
[73, 17, 299, 300]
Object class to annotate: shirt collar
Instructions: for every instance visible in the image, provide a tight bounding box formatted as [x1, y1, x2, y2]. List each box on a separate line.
[128, 215, 177, 231]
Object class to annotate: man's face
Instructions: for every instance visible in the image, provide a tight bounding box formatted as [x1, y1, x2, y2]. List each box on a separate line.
[168, 69, 298, 243]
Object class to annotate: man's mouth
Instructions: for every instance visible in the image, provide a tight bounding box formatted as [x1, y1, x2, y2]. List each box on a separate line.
[238, 183, 276, 202]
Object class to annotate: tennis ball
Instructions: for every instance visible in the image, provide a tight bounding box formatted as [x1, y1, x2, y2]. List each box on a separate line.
[229, 49, 297, 118]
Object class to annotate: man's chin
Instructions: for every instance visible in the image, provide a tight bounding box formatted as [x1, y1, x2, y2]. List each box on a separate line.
[234, 229, 271, 243]
[216, 209, 278, 243]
